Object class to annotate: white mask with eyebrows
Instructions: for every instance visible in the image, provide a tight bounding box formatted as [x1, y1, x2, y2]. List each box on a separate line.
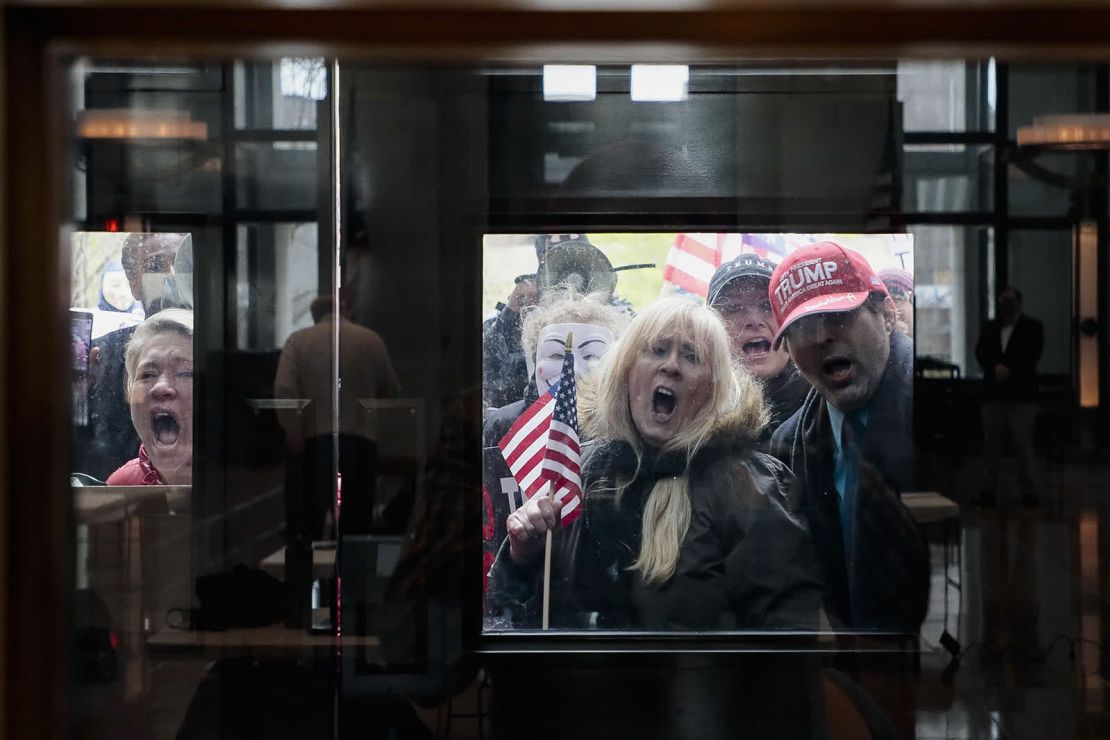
[533, 322, 615, 394]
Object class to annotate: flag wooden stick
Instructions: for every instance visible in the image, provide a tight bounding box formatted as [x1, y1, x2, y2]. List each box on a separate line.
[541, 330, 572, 631]
[542, 529, 553, 630]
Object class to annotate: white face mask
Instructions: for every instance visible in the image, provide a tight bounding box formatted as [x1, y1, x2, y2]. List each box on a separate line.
[533, 322, 616, 394]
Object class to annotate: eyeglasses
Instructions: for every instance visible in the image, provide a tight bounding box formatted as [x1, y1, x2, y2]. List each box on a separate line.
[712, 299, 773, 316]
[782, 310, 857, 344]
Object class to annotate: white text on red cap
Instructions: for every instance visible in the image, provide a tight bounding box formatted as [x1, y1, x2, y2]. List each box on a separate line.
[774, 259, 841, 309]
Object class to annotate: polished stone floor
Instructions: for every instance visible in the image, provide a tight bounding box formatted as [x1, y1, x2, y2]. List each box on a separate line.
[912, 456, 1110, 740]
[71, 453, 1110, 739]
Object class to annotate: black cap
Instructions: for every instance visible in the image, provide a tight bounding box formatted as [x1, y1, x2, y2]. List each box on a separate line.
[707, 254, 777, 306]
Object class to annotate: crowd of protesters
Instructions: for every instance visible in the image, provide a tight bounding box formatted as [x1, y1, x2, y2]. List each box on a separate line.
[483, 236, 930, 636]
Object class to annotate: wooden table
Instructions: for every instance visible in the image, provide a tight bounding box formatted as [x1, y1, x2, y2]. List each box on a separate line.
[901, 491, 960, 525]
[74, 485, 190, 524]
[147, 621, 379, 658]
[902, 491, 961, 643]
[260, 544, 336, 581]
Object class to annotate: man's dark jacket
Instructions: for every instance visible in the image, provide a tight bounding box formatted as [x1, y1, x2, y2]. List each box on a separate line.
[770, 330, 929, 633]
[975, 314, 1043, 402]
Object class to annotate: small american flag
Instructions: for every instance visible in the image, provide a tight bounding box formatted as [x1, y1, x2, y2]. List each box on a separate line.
[498, 341, 583, 524]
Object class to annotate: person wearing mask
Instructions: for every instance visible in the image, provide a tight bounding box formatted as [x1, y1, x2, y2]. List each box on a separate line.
[489, 298, 822, 630]
[482, 234, 623, 411]
[481, 290, 626, 608]
[707, 253, 810, 443]
[975, 286, 1043, 507]
[768, 242, 928, 634]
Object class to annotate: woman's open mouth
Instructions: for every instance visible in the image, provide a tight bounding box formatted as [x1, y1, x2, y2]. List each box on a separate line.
[742, 338, 772, 356]
[652, 386, 676, 422]
[151, 410, 181, 446]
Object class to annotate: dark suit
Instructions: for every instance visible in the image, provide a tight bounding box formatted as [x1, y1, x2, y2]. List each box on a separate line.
[771, 331, 929, 634]
[975, 314, 1043, 402]
[975, 313, 1043, 502]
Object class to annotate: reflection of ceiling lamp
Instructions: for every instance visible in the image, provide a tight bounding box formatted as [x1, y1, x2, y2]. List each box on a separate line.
[76, 109, 208, 141]
[630, 65, 689, 102]
[543, 65, 596, 102]
[1016, 114, 1110, 150]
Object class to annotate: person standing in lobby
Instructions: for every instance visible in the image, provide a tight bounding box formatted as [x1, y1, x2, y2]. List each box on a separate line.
[975, 286, 1044, 508]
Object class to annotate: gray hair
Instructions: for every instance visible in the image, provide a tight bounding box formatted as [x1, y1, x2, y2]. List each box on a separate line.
[124, 309, 194, 391]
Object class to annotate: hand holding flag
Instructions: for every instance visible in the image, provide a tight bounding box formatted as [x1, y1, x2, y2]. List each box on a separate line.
[500, 332, 584, 566]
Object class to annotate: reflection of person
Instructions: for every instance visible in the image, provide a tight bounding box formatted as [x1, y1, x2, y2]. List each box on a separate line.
[274, 295, 401, 537]
[975, 286, 1043, 507]
[878, 267, 914, 337]
[708, 254, 810, 442]
[106, 309, 194, 485]
[489, 299, 823, 629]
[769, 242, 928, 633]
[85, 233, 189, 480]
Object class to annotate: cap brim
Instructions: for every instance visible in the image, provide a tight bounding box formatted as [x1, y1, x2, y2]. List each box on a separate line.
[771, 291, 870, 349]
[708, 269, 771, 306]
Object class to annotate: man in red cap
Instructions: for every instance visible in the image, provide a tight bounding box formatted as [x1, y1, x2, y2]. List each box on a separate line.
[768, 241, 928, 634]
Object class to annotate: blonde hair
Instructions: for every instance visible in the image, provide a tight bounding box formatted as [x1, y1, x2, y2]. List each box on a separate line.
[580, 297, 767, 584]
[520, 289, 628, 360]
[124, 309, 194, 393]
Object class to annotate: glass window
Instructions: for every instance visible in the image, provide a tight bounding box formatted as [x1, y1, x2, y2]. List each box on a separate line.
[908, 225, 992, 376]
[54, 51, 1102, 740]
[1009, 229, 1073, 376]
[897, 59, 994, 131]
[904, 143, 993, 212]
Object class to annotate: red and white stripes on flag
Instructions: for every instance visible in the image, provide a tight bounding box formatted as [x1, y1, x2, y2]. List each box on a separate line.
[662, 233, 725, 298]
[663, 233, 791, 297]
[497, 349, 583, 524]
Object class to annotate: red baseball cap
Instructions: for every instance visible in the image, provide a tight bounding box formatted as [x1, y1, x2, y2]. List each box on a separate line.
[769, 241, 888, 349]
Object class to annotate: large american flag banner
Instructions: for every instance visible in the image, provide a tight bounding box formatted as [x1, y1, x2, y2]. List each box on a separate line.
[661, 233, 788, 298]
[497, 344, 583, 524]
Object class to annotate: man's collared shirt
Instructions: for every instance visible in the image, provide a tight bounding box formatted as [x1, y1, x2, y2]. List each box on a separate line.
[827, 402, 871, 568]
[827, 402, 871, 503]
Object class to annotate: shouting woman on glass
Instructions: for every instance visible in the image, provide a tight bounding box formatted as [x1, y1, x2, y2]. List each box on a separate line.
[107, 309, 193, 486]
[488, 298, 823, 630]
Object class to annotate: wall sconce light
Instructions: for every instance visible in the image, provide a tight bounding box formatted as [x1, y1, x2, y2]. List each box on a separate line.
[1017, 114, 1110, 150]
[1075, 220, 1100, 409]
[76, 109, 208, 140]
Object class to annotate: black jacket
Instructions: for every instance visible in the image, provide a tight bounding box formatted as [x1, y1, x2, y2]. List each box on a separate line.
[482, 309, 529, 411]
[488, 416, 824, 630]
[83, 324, 140, 480]
[770, 331, 928, 633]
[758, 364, 811, 448]
[975, 314, 1043, 402]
